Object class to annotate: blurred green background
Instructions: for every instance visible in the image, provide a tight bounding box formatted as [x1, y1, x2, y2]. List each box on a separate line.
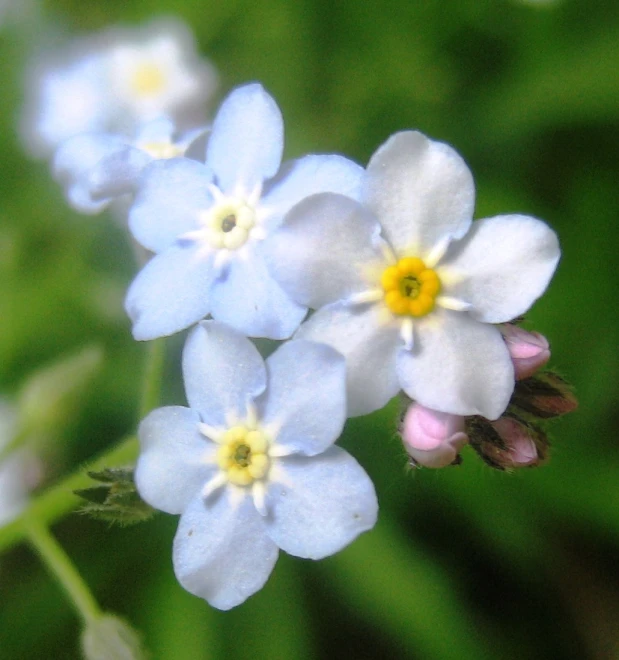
[1, 0, 618, 658]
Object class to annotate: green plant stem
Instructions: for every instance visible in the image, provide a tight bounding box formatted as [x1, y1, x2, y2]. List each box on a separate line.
[0, 435, 138, 554]
[1, 323, 165, 554]
[25, 515, 102, 624]
[139, 337, 166, 419]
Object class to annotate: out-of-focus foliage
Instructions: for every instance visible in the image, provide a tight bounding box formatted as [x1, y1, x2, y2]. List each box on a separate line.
[1, 0, 618, 658]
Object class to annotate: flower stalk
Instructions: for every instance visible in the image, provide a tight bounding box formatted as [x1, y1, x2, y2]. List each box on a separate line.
[25, 515, 102, 624]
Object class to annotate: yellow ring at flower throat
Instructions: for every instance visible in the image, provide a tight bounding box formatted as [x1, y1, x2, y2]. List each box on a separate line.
[216, 426, 270, 486]
[131, 63, 166, 97]
[381, 257, 441, 317]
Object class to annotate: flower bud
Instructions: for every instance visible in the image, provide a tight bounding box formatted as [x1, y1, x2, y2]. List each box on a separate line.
[0, 400, 42, 526]
[466, 414, 549, 470]
[401, 403, 468, 468]
[501, 324, 550, 380]
[17, 345, 103, 439]
[490, 417, 539, 467]
[511, 371, 578, 418]
[81, 614, 147, 660]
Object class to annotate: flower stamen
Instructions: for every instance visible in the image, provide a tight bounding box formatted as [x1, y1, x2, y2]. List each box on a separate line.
[380, 257, 441, 317]
[139, 141, 185, 160]
[199, 197, 256, 250]
[216, 425, 271, 487]
[130, 63, 166, 97]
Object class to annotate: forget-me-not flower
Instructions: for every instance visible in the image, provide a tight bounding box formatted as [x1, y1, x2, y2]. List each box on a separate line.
[265, 131, 560, 419]
[53, 117, 207, 214]
[125, 83, 364, 340]
[135, 321, 378, 610]
[20, 18, 217, 159]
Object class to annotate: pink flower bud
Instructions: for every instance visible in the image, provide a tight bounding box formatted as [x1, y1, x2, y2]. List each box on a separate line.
[401, 403, 468, 468]
[502, 324, 550, 380]
[490, 417, 540, 467]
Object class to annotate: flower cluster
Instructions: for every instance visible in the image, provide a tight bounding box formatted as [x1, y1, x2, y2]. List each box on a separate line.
[22, 18, 573, 610]
[21, 18, 217, 160]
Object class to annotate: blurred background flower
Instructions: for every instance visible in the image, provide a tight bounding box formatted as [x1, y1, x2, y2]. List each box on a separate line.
[1, 0, 617, 658]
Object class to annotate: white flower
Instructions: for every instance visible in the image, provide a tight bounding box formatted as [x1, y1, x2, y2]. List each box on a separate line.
[20, 17, 217, 159]
[106, 19, 215, 124]
[265, 131, 561, 419]
[125, 83, 364, 340]
[135, 321, 378, 610]
[21, 47, 108, 158]
[52, 117, 207, 214]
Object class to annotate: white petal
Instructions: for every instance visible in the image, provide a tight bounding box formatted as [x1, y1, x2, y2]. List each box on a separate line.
[129, 158, 214, 253]
[364, 131, 475, 256]
[264, 193, 384, 309]
[173, 491, 279, 610]
[260, 154, 365, 231]
[259, 340, 346, 456]
[125, 243, 216, 341]
[88, 145, 152, 200]
[135, 407, 215, 514]
[209, 246, 307, 340]
[182, 321, 267, 426]
[439, 215, 561, 323]
[397, 308, 514, 420]
[265, 447, 378, 559]
[206, 84, 283, 196]
[296, 302, 402, 417]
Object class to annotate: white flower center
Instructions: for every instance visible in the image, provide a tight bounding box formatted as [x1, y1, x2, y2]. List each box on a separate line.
[200, 198, 256, 250]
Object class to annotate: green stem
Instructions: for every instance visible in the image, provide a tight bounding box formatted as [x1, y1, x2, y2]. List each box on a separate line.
[0, 435, 138, 554]
[139, 338, 166, 420]
[25, 515, 102, 624]
[1, 312, 165, 554]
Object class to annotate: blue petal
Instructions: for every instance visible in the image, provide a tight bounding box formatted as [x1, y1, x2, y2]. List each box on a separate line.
[182, 321, 267, 426]
[264, 193, 383, 309]
[397, 308, 515, 420]
[260, 154, 365, 232]
[125, 243, 216, 340]
[174, 491, 279, 610]
[265, 447, 378, 559]
[259, 340, 347, 456]
[129, 158, 214, 253]
[295, 302, 402, 417]
[134, 117, 176, 143]
[206, 83, 283, 196]
[209, 245, 307, 340]
[88, 145, 152, 199]
[135, 406, 216, 514]
[53, 132, 127, 213]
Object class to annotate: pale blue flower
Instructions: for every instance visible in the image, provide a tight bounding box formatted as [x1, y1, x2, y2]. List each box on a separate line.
[20, 17, 217, 159]
[53, 117, 207, 214]
[125, 83, 364, 340]
[265, 131, 561, 419]
[135, 321, 378, 610]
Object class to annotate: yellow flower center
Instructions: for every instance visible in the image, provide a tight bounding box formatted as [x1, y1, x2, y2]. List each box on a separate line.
[130, 63, 166, 97]
[216, 426, 270, 487]
[200, 198, 256, 250]
[139, 141, 185, 160]
[380, 257, 441, 317]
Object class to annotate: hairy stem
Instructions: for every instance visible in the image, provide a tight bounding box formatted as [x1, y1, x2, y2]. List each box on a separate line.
[0, 435, 138, 554]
